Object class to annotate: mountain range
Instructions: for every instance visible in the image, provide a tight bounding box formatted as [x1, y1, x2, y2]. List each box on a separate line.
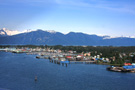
[0, 28, 135, 46]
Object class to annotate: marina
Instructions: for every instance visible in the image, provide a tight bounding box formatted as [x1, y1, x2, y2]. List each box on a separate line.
[0, 51, 135, 90]
[1, 47, 135, 73]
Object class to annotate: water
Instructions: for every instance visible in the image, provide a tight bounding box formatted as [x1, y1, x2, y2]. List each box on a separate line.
[0, 52, 135, 90]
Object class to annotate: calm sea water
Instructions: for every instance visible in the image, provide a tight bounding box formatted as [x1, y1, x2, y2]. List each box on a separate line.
[0, 52, 135, 90]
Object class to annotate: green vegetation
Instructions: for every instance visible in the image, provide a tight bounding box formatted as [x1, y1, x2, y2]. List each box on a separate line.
[1, 45, 135, 65]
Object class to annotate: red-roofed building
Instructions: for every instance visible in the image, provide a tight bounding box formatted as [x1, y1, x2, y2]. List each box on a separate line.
[124, 63, 131, 66]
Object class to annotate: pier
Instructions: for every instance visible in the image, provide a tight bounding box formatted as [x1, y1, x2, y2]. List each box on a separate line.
[70, 61, 96, 64]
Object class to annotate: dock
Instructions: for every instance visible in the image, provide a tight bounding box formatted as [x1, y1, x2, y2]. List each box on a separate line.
[70, 61, 96, 64]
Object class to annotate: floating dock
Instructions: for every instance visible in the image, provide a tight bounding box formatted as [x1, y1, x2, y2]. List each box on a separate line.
[70, 61, 96, 64]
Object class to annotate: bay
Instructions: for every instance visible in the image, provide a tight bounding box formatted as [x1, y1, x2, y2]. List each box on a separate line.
[0, 52, 135, 90]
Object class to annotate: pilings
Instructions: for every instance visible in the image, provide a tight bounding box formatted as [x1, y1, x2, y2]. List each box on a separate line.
[36, 55, 96, 67]
[49, 58, 69, 67]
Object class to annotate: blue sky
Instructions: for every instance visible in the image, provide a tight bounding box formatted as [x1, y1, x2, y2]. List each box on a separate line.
[0, 0, 135, 37]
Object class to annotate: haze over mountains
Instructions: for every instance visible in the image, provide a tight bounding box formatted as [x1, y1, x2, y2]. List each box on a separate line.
[0, 28, 135, 46]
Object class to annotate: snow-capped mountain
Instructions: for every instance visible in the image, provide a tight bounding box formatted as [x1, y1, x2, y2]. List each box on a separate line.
[46, 30, 56, 34]
[0, 28, 57, 36]
[0, 29, 135, 46]
[36, 29, 56, 34]
[0, 28, 20, 36]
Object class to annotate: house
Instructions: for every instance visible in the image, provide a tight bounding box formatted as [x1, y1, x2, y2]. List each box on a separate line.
[124, 63, 131, 66]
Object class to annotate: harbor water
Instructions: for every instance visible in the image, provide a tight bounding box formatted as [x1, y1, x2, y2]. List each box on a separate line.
[0, 52, 135, 90]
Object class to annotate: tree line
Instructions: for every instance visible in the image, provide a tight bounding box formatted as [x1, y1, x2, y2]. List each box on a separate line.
[1, 45, 135, 64]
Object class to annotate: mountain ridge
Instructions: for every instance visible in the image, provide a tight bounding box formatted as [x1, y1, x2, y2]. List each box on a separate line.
[0, 28, 134, 39]
[0, 29, 135, 46]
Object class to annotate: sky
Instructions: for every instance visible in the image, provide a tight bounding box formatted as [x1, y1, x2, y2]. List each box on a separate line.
[0, 0, 135, 37]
